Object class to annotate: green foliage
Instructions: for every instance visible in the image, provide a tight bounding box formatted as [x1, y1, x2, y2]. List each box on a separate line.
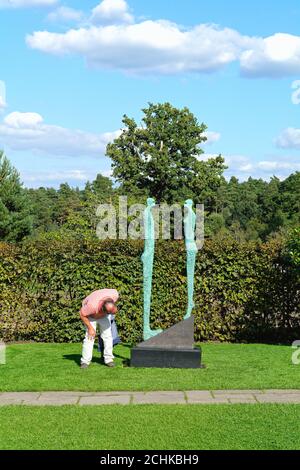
[107, 102, 226, 203]
[0, 238, 298, 344]
[0, 146, 297, 245]
[286, 228, 300, 266]
[22, 168, 300, 245]
[0, 151, 33, 242]
[217, 174, 300, 240]
[89, 174, 113, 201]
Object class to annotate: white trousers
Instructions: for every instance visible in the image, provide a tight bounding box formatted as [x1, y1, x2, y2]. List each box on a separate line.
[81, 316, 114, 365]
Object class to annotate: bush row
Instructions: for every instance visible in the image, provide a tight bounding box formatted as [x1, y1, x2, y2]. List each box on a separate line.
[0, 238, 299, 344]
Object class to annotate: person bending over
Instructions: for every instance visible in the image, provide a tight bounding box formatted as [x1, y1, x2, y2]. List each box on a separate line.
[80, 289, 119, 368]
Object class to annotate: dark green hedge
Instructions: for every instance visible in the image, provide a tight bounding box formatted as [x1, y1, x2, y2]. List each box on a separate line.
[0, 238, 299, 344]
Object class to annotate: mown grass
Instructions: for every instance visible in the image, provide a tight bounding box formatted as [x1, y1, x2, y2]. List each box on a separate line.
[0, 342, 298, 391]
[0, 404, 299, 450]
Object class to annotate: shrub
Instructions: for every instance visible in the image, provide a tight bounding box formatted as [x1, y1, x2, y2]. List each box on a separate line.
[0, 238, 299, 344]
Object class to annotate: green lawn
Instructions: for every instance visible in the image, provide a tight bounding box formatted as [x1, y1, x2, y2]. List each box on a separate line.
[0, 404, 299, 450]
[0, 342, 299, 391]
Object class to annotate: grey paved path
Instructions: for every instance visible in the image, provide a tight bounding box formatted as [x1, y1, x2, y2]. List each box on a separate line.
[1, 390, 300, 406]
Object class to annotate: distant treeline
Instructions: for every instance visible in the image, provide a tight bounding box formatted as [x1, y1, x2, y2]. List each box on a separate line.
[0, 147, 299, 243]
[25, 171, 300, 243]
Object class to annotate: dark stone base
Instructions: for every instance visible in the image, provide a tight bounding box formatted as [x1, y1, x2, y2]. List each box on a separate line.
[130, 347, 202, 369]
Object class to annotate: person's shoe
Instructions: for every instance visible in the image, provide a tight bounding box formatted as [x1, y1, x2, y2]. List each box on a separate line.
[106, 362, 115, 368]
[80, 363, 89, 369]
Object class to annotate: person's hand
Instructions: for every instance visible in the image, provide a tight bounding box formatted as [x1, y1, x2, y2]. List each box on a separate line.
[87, 327, 96, 340]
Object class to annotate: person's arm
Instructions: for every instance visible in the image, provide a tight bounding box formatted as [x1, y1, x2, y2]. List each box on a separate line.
[80, 310, 96, 340]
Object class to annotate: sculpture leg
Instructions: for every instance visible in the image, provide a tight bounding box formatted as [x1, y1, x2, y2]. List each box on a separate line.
[184, 250, 196, 320]
[142, 254, 163, 341]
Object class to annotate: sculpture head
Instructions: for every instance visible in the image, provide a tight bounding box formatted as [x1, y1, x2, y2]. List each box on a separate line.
[185, 199, 193, 208]
[146, 198, 156, 208]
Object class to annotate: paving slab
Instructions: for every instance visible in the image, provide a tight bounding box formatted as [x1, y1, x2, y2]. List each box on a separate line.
[229, 398, 257, 404]
[256, 394, 300, 404]
[90, 392, 134, 396]
[264, 390, 300, 395]
[186, 391, 213, 403]
[27, 395, 79, 406]
[190, 398, 230, 404]
[186, 391, 229, 403]
[213, 392, 256, 401]
[213, 390, 264, 396]
[79, 394, 131, 405]
[39, 392, 92, 398]
[132, 391, 186, 405]
[0, 392, 40, 400]
[0, 398, 24, 406]
[22, 399, 77, 406]
[1, 390, 300, 406]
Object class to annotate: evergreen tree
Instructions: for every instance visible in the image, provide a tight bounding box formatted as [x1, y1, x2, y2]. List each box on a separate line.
[0, 151, 33, 242]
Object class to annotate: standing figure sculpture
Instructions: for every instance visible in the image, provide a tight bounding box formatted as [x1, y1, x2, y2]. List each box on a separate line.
[132, 198, 202, 369]
[184, 199, 198, 320]
[142, 198, 163, 341]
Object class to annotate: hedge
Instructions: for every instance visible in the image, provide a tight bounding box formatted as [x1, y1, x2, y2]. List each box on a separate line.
[0, 238, 299, 344]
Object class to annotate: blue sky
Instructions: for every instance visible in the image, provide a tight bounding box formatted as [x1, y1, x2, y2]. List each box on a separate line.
[0, 0, 300, 188]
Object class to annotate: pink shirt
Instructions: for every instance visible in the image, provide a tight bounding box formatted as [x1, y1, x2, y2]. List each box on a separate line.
[80, 289, 119, 318]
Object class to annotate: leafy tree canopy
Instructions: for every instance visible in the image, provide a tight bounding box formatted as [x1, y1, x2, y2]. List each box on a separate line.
[106, 102, 226, 204]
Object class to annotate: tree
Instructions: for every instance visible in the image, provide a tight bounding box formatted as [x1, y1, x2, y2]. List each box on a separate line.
[205, 212, 226, 237]
[280, 172, 300, 227]
[107, 102, 226, 204]
[286, 228, 300, 267]
[54, 183, 82, 226]
[91, 174, 113, 201]
[0, 151, 33, 242]
[26, 187, 58, 233]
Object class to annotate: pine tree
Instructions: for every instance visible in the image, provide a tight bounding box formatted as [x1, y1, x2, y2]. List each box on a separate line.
[0, 151, 33, 242]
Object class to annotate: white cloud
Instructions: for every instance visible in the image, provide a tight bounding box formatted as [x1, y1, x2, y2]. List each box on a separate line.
[201, 153, 300, 181]
[200, 154, 253, 171]
[0, 0, 57, 8]
[25, 0, 300, 78]
[257, 160, 300, 171]
[91, 0, 134, 25]
[226, 155, 254, 172]
[24, 169, 89, 183]
[21, 169, 95, 188]
[0, 111, 121, 157]
[4, 111, 43, 128]
[0, 95, 6, 110]
[26, 20, 253, 75]
[276, 128, 300, 150]
[240, 33, 300, 78]
[47, 6, 84, 23]
[214, 154, 254, 173]
[203, 131, 221, 145]
[21, 168, 114, 187]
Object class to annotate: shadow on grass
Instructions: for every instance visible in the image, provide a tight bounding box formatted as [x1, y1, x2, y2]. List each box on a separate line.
[63, 344, 132, 367]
